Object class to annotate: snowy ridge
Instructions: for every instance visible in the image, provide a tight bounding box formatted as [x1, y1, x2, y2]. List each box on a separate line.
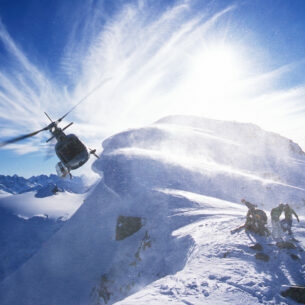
[100, 115, 305, 209]
[0, 115, 305, 305]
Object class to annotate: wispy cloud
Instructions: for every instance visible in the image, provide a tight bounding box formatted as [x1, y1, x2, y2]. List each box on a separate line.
[1, 0, 305, 156]
[71, 0, 305, 146]
[0, 20, 65, 139]
[66, 3, 239, 137]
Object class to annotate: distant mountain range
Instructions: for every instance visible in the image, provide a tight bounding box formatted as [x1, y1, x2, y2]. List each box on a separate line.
[0, 174, 90, 197]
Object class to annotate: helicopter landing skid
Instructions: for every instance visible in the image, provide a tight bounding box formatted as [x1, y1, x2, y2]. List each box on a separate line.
[56, 162, 71, 178]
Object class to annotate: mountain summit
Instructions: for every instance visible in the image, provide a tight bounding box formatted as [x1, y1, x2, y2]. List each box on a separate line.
[0, 116, 304, 305]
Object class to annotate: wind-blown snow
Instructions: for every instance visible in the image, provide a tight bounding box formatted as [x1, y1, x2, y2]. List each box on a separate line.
[100, 115, 305, 209]
[0, 115, 304, 305]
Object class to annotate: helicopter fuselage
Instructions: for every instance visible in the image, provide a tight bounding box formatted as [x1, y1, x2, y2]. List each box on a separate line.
[55, 133, 89, 170]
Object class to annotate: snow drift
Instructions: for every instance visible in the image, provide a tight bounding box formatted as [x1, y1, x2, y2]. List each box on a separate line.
[0, 115, 304, 305]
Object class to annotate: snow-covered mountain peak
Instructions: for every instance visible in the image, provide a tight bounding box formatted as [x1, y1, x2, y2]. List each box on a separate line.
[1, 115, 304, 305]
[157, 115, 304, 158]
[98, 116, 305, 210]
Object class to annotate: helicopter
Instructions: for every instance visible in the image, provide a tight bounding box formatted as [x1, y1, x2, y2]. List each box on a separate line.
[0, 80, 109, 178]
[0, 111, 99, 178]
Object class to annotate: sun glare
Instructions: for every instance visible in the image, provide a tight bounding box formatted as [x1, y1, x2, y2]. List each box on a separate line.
[196, 46, 242, 85]
[168, 43, 248, 119]
[205, 48, 241, 88]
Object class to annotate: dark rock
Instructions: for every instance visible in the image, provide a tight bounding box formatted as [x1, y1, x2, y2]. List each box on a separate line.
[281, 286, 305, 304]
[255, 252, 269, 262]
[290, 254, 300, 261]
[250, 243, 263, 251]
[116, 215, 143, 241]
[276, 241, 296, 249]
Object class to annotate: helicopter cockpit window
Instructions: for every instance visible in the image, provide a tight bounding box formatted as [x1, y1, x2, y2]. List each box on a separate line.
[57, 136, 86, 163]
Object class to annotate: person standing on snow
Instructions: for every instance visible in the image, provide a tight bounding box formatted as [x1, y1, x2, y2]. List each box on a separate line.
[281, 204, 299, 235]
[270, 203, 284, 239]
[241, 199, 268, 236]
[242, 199, 257, 231]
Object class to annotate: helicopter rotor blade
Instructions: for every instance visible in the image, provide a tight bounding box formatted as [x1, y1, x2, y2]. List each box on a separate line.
[0, 126, 49, 147]
[56, 77, 112, 123]
[44, 112, 54, 123]
[46, 135, 55, 143]
[62, 122, 73, 131]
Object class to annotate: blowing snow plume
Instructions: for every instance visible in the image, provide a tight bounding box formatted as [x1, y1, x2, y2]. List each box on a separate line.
[99, 115, 305, 207]
[1, 115, 304, 305]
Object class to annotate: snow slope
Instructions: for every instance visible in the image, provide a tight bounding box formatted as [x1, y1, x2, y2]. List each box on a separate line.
[0, 206, 64, 282]
[0, 173, 92, 219]
[0, 115, 304, 305]
[0, 189, 86, 282]
[0, 191, 85, 220]
[0, 176, 91, 282]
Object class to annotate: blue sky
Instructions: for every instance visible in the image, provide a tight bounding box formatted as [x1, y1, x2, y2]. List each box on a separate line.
[1, 0, 305, 178]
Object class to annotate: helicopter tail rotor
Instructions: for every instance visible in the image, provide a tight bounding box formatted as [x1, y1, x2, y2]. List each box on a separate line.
[89, 148, 100, 159]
